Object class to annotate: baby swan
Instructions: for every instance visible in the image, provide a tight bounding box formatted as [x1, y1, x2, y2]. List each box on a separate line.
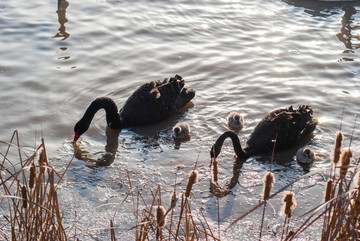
[227, 111, 244, 130]
[172, 122, 191, 140]
[296, 147, 316, 164]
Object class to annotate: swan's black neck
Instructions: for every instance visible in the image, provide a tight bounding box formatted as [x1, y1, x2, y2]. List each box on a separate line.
[75, 97, 122, 137]
[86, 97, 121, 127]
[210, 131, 247, 159]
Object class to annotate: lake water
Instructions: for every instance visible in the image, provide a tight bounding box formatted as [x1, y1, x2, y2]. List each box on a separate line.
[1, 0, 360, 239]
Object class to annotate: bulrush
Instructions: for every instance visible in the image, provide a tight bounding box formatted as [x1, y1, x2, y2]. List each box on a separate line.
[333, 131, 343, 164]
[185, 170, 198, 198]
[324, 178, 333, 202]
[211, 158, 219, 183]
[170, 191, 177, 208]
[21, 186, 27, 209]
[282, 191, 297, 218]
[339, 149, 352, 179]
[156, 205, 166, 229]
[263, 171, 275, 200]
[29, 163, 36, 189]
[356, 171, 360, 189]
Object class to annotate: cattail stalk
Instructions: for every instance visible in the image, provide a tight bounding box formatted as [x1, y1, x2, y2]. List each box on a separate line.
[260, 171, 275, 240]
[185, 170, 198, 198]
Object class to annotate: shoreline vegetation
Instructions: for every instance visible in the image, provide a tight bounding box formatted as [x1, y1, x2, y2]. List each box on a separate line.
[0, 130, 359, 240]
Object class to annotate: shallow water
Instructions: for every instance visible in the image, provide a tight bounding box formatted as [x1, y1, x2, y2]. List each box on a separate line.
[1, 0, 360, 239]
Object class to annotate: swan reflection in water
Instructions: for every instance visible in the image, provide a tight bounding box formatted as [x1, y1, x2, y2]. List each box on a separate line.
[54, 0, 70, 40]
[283, 0, 360, 59]
[74, 127, 120, 167]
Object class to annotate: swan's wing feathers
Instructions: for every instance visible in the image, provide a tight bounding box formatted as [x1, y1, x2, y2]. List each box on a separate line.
[119, 75, 195, 126]
[245, 105, 316, 154]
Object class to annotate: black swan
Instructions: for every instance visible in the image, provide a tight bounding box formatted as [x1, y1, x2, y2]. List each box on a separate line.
[74, 75, 195, 142]
[172, 122, 191, 139]
[296, 146, 316, 164]
[210, 105, 318, 159]
[227, 111, 244, 129]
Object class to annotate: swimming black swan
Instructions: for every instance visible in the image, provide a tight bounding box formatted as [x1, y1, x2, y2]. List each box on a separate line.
[74, 75, 195, 142]
[210, 105, 318, 159]
[172, 122, 191, 139]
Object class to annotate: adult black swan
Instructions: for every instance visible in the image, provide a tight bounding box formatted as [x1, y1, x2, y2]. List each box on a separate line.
[74, 75, 195, 142]
[210, 105, 318, 160]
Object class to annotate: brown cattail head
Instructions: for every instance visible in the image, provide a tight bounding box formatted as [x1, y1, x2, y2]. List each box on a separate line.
[170, 192, 177, 208]
[339, 149, 352, 179]
[282, 191, 297, 218]
[185, 170, 198, 198]
[29, 163, 36, 189]
[356, 172, 360, 189]
[332, 131, 343, 164]
[211, 158, 219, 182]
[156, 205, 166, 228]
[263, 171, 275, 200]
[324, 178, 333, 202]
[21, 186, 28, 209]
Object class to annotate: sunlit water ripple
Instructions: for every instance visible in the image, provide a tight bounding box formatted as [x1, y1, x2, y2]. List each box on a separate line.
[0, 0, 359, 239]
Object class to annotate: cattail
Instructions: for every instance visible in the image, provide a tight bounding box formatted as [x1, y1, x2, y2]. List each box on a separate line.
[285, 230, 295, 240]
[211, 158, 219, 182]
[21, 186, 27, 209]
[29, 163, 36, 189]
[332, 131, 343, 164]
[156, 205, 166, 228]
[49, 169, 55, 199]
[282, 191, 297, 218]
[355, 171, 360, 189]
[339, 149, 352, 179]
[185, 170, 198, 198]
[324, 178, 333, 202]
[170, 192, 177, 208]
[263, 171, 275, 200]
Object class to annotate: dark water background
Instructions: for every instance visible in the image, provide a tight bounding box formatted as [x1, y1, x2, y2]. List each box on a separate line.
[1, 0, 360, 239]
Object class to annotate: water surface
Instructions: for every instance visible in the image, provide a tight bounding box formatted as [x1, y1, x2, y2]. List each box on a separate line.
[1, 0, 360, 239]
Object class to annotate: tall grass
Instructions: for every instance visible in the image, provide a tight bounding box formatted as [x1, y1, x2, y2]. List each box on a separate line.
[0, 131, 67, 240]
[1, 129, 359, 240]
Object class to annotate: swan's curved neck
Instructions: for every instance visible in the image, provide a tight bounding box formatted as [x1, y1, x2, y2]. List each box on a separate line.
[210, 131, 247, 159]
[81, 97, 122, 128]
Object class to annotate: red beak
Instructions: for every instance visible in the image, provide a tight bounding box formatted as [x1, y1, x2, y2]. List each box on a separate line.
[73, 131, 80, 143]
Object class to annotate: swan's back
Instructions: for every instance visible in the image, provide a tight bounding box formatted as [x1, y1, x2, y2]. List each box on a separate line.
[244, 105, 317, 156]
[119, 75, 195, 127]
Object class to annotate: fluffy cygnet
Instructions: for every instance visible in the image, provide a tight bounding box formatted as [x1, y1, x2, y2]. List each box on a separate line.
[296, 147, 316, 164]
[227, 111, 244, 129]
[172, 122, 191, 139]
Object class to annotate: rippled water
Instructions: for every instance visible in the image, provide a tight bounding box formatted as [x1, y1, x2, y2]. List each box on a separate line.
[1, 0, 360, 239]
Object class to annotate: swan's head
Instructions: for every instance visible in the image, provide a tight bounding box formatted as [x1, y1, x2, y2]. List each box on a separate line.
[296, 147, 316, 164]
[73, 119, 90, 143]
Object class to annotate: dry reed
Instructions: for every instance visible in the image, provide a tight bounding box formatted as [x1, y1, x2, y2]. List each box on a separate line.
[0, 131, 67, 240]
